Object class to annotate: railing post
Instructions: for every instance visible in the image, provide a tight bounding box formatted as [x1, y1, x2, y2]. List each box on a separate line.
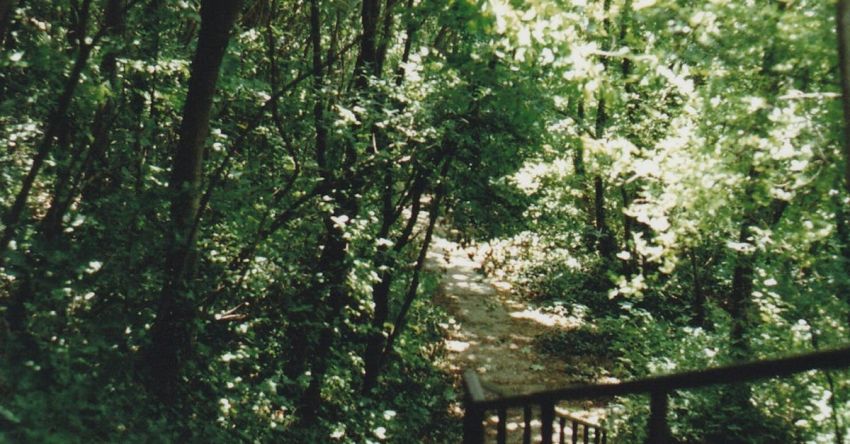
[572, 420, 579, 444]
[463, 370, 486, 444]
[541, 401, 555, 444]
[497, 408, 507, 444]
[647, 390, 670, 444]
[559, 417, 567, 444]
[463, 404, 485, 444]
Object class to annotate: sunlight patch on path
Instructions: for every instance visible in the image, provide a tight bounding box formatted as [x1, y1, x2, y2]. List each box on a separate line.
[445, 340, 471, 353]
[429, 233, 609, 443]
[429, 234, 575, 393]
[509, 308, 581, 328]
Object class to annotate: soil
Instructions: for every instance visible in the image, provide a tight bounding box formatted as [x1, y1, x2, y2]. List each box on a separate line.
[428, 236, 608, 443]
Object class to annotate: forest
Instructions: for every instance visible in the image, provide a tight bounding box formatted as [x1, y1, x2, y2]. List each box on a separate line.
[2, 0, 850, 442]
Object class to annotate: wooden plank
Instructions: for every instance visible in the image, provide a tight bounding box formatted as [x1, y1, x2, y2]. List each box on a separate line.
[572, 421, 579, 444]
[463, 370, 486, 403]
[559, 417, 566, 444]
[462, 370, 485, 444]
[647, 390, 670, 444]
[463, 403, 485, 444]
[497, 408, 507, 444]
[541, 402, 555, 444]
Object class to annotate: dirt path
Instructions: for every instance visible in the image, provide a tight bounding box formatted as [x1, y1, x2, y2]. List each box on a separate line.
[427, 236, 606, 442]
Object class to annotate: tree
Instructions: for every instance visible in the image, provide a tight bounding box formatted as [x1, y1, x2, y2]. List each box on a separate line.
[144, 0, 243, 399]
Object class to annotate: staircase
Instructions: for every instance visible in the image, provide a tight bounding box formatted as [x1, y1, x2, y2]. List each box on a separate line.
[462, 346, 850, 444]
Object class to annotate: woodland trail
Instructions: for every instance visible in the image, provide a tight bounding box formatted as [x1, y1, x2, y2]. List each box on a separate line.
[427, 235, 606, 442]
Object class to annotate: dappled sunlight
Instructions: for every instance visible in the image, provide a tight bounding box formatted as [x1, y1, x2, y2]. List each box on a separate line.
[432, 234, 598, 395]
[445, 340, 471, 353]
[431, 230, 614, 442]
[446, 280, 492, 295]
[450, 273, 469, 281]
[509, 308, 580, 329]
[483, 408, 601, 444]
[506, 332, 535, 343]
[6, 0, 846, 440]
[493, 280, 513, 292]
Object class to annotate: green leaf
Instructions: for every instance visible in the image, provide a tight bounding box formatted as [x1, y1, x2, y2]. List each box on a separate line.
[0, 405, 20, 424]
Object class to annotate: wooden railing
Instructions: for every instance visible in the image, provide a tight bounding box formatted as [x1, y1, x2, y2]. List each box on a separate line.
[463, 346, 850, 444]
[469, 374, 607, 444]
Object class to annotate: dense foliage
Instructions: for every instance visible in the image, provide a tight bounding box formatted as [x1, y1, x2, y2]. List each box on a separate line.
[477, 0, 850, 442]
[1, 0, 850, 442]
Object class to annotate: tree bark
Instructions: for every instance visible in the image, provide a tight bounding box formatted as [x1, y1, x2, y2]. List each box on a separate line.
[728, 217, 755, 357]
[144, 0, 242, 399]
[591, 0, 616, 261]
[354, 0, 381, 87]
[618, 0, 642, 274]
[375, 0, 399, 75]
[689, 248, 707, 328]
[0, 0, 15, 46]
[574, 97, 586, 176]
[594, 175, 616, 260]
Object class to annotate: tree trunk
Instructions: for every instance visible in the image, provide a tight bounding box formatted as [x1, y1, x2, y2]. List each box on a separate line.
[0, 0, 14, 46]
[144, 0, 242, 399]
[574, 97, 586, 176]
[361, 0, 418, 394]
[618, 0, 642, 275]
[377, 160, 450, 378]
[594, 175, 616, 260]
[592, 0, 616, 261]
[0, 0, 95, 262]
[300, 0, 388, 424]
[300, 0, 381, 418]
[362, 173, 427, 394]
[375, 0, 399, 75]
[282, 0, 329, 388]
[621, 185, 636, 275]
[354, 0, 381, 86]
[41, 0, 125, 239]
[689, 248, 707, 328]
[725, 3, 786, 358]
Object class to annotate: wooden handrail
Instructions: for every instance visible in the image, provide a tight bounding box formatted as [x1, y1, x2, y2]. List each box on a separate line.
[463, 370, 486, 402]
[463, 345, 850, 443]
[477, 375, 602, 429]
[468, 345, 850, 411]
[463, 371, 486, 444]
